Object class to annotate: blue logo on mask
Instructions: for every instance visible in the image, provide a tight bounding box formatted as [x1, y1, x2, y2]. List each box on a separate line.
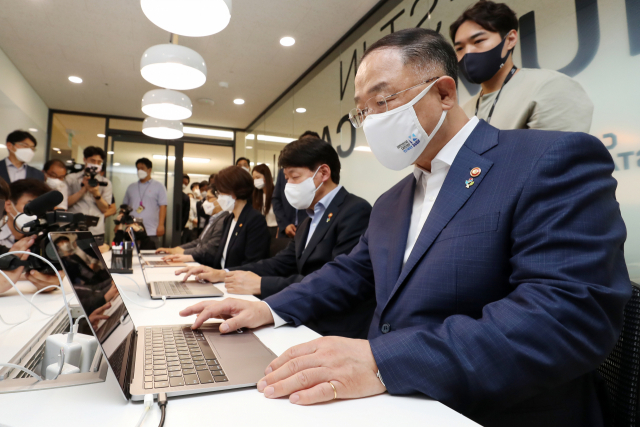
[409, 133, 421, 147]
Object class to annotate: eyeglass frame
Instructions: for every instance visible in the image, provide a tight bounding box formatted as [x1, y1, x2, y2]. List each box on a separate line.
[349, 76, 441, 128]
[10, 141, 37, 151]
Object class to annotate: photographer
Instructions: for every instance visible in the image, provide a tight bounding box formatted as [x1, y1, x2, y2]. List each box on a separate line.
[0, 178, 63, 292]
[122, 157, 167, 247]
[112, 207, 156, 250]
[65, 147, 113, 246]
[43, 159, 68, 209]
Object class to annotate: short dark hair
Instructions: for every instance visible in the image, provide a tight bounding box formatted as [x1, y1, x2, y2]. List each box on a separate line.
[7, 130, 37, 147]
[361, 28, 458, 86]
[216, 166, 254, 200]
[279, 137, 341, 184]
[235, 157, 250, 166]
[199, 181, 208, 187]
[450, 1, 518, 41]
[183, 174, 190, 183]
[0, 177, 9, 201]
[299, 131, 320, 139]
[9, 178, 50, 203]
[44, 159, 66, 172]
[83, 146, 106, 162]
[136, 157, 152, 169]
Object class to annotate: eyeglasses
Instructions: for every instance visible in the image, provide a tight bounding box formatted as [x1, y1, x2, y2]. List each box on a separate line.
[13, 141, 36, 151]
[349, 76, 440, 128]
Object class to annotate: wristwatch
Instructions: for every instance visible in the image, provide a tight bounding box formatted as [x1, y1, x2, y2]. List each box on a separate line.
[94, 194, 101, 200]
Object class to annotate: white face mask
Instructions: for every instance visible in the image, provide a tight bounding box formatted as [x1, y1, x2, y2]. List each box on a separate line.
[202, 200, 215, 215]
[254, 178, 265, 190]
[10, 202, 37, 233]
[284, 167, 323, 210]
[362, 79, 447, 171]
[86, 163, 102, 173]
[216, 194, 235, 212]
[182, 184, 187, 190]
[60, 242, 73, 253]
[15, 147, 35, 163]
[46, 177, 62, 188]
[137, 170, 148, 180]
[193, 189, 201, 197]
[242, 166, 251, 174]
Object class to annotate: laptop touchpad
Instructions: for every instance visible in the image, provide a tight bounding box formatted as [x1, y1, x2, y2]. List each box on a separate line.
[207, 332, 274, 361]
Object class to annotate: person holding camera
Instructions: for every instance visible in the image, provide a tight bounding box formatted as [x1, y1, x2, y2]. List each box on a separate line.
[0, 178, 63, 291]
[65, 147, 113, 246]
[122, 157, 167, 248]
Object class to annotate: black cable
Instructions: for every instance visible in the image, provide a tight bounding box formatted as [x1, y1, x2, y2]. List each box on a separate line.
[158, 392, 168, 427]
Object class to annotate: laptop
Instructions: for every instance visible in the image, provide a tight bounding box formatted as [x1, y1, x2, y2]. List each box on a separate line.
[49, 231, 277, 401]
[126, 228, 223, 299]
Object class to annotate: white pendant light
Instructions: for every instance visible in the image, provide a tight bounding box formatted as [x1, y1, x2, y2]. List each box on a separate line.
[140, 44, 207, 90]
[141, 0, 232, 37]
[142, 89, 193, 120]
[142, 117, 184, 140]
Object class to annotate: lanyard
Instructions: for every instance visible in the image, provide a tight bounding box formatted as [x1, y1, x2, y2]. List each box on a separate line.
[137, 180, 151, 207]
[475, 66, 517, 124]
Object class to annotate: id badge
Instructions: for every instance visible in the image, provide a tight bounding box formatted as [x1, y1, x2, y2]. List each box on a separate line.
[136, 206, 145, 213]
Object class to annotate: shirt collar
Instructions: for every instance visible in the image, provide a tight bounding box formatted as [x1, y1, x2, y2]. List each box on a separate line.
[5, 157, 25, 170]
[307, 185, 343, 218]
[413, 116, 480, 180]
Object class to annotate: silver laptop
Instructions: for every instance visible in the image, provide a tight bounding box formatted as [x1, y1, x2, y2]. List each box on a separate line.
[127, 228, 224, 299]
[49, 231, 277, 401]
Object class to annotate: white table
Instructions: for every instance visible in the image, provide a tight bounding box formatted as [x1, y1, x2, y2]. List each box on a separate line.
[0, 252, 478, 427]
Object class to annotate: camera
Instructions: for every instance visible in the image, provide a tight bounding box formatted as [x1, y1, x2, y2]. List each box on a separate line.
[114, 205, 134, 226]
[10, 191, 89, 274]
[82, 165, 108, 189]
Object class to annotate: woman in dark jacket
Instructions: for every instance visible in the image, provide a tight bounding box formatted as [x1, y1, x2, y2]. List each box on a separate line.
[181, 166, 270, 269]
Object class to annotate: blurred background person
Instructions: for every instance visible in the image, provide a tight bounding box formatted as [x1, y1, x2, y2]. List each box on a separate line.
[43, 159, 68, 209]
[196, 180, 210, 234]
[252, 164, 277, 241]
[235, 157, 251, 174]
[0, 130, 44, 183]
[451, 0, 593, 131]
[122, 157, 167, 248]
[66, 146, 112, 246]
[182, 174, 190, 193]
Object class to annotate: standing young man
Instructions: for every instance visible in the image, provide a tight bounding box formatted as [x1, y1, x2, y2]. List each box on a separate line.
[66, 146, 113, 246]
[451, 0, 593, 131]
[122, 157, 167, 247]
[0, 130, 45, 183]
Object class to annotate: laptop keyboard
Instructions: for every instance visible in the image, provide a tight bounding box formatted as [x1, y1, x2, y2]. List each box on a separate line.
[143, 327, 228, 389]
[147, 261, 168, 266]
[109, 338, 127, 380]
[153, 281, 193, 296]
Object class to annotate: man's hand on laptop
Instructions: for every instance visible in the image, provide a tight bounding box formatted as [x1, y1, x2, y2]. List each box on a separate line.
[156, 247, 184, 255]
[162, 254, 194, 262]
[176, 265, 225, 283]
[179, 298, 274, 331]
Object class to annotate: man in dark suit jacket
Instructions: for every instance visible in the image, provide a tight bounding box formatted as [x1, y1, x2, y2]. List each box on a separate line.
[0, 130, 45, 183]
[188, 138, 375, 338]
[179, 29, 630, 426]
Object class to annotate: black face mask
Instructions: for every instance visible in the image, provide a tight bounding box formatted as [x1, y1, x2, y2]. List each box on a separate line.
[458, 36, 512, 84]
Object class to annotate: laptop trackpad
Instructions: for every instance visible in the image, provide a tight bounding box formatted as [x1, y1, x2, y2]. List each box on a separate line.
[207, 332, 274, 362]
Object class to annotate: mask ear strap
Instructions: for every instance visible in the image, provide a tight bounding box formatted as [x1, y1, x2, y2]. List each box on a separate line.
[426, 110, 448, 138]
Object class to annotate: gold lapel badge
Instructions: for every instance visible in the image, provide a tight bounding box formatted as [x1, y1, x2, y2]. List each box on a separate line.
[466, 167, 481, 188]
[327, 213, 333, 223]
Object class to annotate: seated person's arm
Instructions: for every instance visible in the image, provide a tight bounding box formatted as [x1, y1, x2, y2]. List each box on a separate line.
[0, 236, 34, 293]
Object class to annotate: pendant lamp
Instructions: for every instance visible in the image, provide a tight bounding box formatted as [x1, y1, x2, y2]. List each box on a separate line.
[142, 89, 193, 120]
[142, 117, 184, 140]
[140, 44, 207, 90]
[140, 0, 232, 37]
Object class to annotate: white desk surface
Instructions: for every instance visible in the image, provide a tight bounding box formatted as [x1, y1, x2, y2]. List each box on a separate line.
[0, 251, 478, 427]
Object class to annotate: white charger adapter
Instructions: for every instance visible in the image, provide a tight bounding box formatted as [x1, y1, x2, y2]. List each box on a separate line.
[42, 334, 82, 373]
[72, 332, 98, 373]
[45, 362, 80, 380]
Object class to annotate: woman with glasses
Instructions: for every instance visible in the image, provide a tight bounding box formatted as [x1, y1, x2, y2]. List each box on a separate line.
[0, 130, 45, 184]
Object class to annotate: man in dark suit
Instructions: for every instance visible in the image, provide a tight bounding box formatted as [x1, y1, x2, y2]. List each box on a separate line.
[178, 29, 630, 427]
[0, 130, 45, 183]
[271, 131, 317, 239]
[180, 138, 374, 338]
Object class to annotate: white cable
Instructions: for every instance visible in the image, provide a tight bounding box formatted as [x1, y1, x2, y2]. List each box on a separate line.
[112, 273, 143, 296]
[135, 394, 154, 427]
[0, 363, 43, 382]
[0, 252, 73, 342]
[112, 273, 166, 309]
[73, 314, 88, 334]
[51, 347, 65, 381]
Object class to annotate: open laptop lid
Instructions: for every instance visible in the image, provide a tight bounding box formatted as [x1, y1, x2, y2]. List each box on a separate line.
[127, 227, 152, 285]
[49, 231, 135, 400]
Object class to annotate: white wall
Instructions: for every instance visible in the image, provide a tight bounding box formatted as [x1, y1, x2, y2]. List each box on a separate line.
[0, 46, 49, 169]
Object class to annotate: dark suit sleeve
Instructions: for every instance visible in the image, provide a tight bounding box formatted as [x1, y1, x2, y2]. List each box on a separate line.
[264, 228, 377, 325]
[239, 213, 270, 265]
[229, 240, 300, 298]
[368, 133, 631, 415]
[191, 215, 227, 266]
[271, 169, 291, 232]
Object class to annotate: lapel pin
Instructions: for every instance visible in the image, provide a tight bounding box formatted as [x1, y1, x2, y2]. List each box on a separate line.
[239, 223, 243, 227]
[470, 167, 481, 177]
[327, 213, 333, 223]
[465, 178, 475, 189]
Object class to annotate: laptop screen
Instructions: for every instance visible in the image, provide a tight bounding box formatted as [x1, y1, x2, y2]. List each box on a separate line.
[49, 231, 135, 399]
[127, 227, 150, 284]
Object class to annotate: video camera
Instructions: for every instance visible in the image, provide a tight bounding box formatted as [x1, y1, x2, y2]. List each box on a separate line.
[113, 205, 134, 226]
[82, 164, 108, 188]
[2, 191, 90, 274]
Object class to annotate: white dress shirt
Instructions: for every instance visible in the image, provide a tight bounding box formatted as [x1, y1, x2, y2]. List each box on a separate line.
[0, 221, 15, 249]
[220, 219, 236, 269]
[305, 185, 342, 247]
[5, 158, 26, 182]
[403, 116, 479, 264]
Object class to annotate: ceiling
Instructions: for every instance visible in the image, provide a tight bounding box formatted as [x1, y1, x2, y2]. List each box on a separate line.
[0, 0, 381, 130]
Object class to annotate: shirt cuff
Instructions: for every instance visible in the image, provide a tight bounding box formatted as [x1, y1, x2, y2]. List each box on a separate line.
[262, 302, 288, 328]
